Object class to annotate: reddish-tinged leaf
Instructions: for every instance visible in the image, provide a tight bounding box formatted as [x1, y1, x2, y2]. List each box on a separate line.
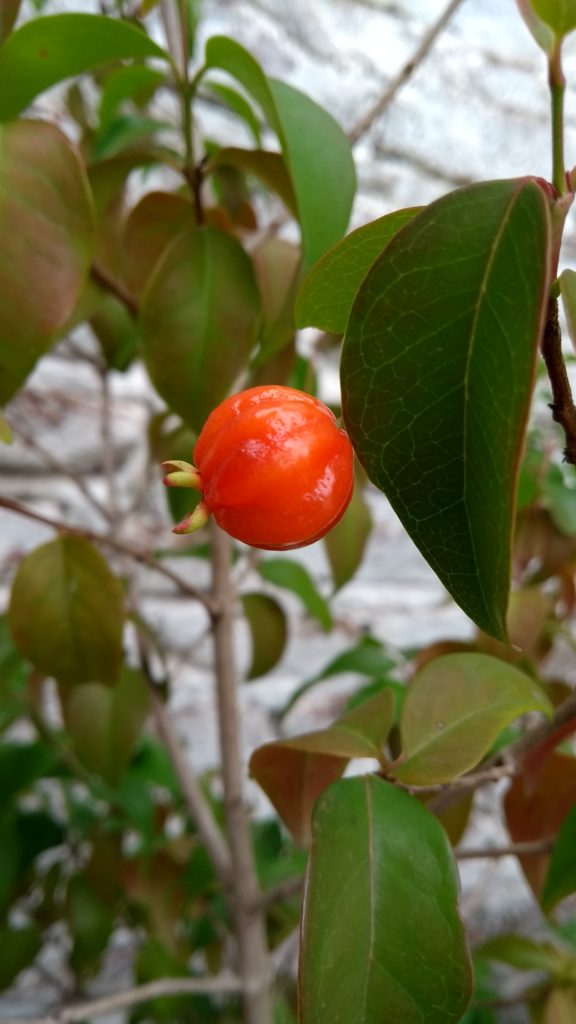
[0, 120, 94, 404]
[299, 777, 472, 1024]
[207, 147, 297, 216]
[250, 690, 395, 844]
[324, 478, 372, 590]
[249, 746, 345, 847]
[505, 750, 576, 894]
[122, 191, 196, 296]
[0, 1, 21, 44]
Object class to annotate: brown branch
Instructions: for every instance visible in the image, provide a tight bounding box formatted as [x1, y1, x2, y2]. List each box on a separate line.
[0, 973, 242, 1024]
[149, 686, 233, 886]
[541, 296, 576, 465]
[210, 524, 272, 1024]
[90, 263, 139, 318]
[0, 495, 218, 615]
[348, 0, 467, 145]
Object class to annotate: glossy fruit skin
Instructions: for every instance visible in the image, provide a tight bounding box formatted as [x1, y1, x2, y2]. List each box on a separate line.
[194, 386, 354, 550]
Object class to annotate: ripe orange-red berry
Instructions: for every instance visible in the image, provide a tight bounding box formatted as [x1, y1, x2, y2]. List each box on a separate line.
[163, 385, 354, 550]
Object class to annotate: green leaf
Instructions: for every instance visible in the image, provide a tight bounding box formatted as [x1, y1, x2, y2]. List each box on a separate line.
[296, 208, 421, 332]
[204, 36, 355, 267]
[207, 147, 297, 216]
[99, 64, 165, 128]
[300, 776, 472, 1024]
[250, 237, 300, 367]
[341, 178, 551, 640]
[0, 0, 21, 45]
[0, 615, 28, 732]
[280, 634, 397, 719]
[0, 411, 12, 443]
[90, 293, 141, 371]
[0, 120, 95, 404]
[259, 558, 332, 630]
[9, 535, 125, 686]
[265, 689, 394, 763]
[560, 269, 576, 351]
[123, 191, 196, 297]
[67, 873, 114, 978]
[204, 81, 262, 145]
[141, 226, 261, 432]
[541, 806, 576, 913]
[543, 463, 576, 535]
[478, 934, 576, 979]
[394, 653, 552, 785]
[0, 925, 41, 990]
[324, 479, 372, 590]
[62, 666, 149, 785]
[0, 740, 59, 805]
[529, 0, 576, 35]
[241, 592, 288, 680]
[91, 113, 171, 161]
[0, 13, 168, 122]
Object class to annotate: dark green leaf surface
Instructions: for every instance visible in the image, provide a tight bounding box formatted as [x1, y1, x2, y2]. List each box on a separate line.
[0, 741, 59, 805]
[122, 191, 196, 296]
[204, 81, 262, 145]
[0, 120, 94, 404]
[259, 558, 332, 630]
[241, 592, 288, 680]
[300, 776, 472, 1024]
[541, 806, 576, 913]
[530, 0, 576, 35]
[296, 208, 421, 332]
[141, 226, 261, 432]
[395, 653, 551, 785]
[205, 37, 355, 267]
[341, 179, 550, 639]
[0, 14, 167, 121]
[9, 536, 124, 686]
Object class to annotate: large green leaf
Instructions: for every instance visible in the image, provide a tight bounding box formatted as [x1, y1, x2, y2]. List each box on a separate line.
[140, 226, 261, 432]
[204, 37, 355, 267]
[394, 653, 551, 785]
[0, 925, 41, 990]
[541, 805, 576, 913]
[341, 179, 550, 639]
[62, 666, 149, 785]
[0, 120, 95, 405]
[530, 0, 576, 35]
[122, 191, 196, 296]
[300, 776, 472, 1024]
[9, 535, 124, 686]
[0, 14, 168, 122]
[296, 207, 421, 332]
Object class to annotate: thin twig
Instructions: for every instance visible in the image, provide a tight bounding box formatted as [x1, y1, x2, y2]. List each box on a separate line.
[347, 0, 467, 144]
[10, 423, 110, 522]
[0, 973, 242, 1024]
[90, 263, 138, 319]
[541, 297, 576, 465]
[456, 837, 555, 860]
[148, 685, 233, 887]
[0, 495, 217, 615]
[210, 524, 272, 1024]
